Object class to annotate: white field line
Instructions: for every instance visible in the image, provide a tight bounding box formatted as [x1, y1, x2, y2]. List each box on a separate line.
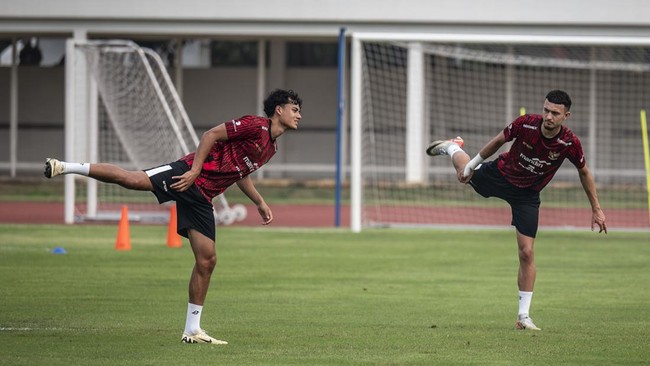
[0, 327, 79, 332]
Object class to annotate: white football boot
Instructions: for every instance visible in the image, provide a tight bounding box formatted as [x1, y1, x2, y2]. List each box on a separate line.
[515, 314, 541, 331]
[426, 136, 465, 156]
[44, 158, 64, 178]
[181, 329, 228, 345]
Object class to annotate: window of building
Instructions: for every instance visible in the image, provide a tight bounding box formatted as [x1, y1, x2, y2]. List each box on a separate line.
[287, 42, 338, 67]
[211, 41, 261, 67]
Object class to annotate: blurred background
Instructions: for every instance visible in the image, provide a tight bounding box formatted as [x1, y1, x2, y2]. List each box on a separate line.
[1, 0, 649, 229]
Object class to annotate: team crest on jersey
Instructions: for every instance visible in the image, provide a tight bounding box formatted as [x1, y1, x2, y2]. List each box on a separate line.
[548, 151, 560, 160]
[232, 119, 241, 131]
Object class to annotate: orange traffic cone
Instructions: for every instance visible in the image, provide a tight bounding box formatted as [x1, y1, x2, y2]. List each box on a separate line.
[167, 204, 182, 248]
[115, 205, 132, 251]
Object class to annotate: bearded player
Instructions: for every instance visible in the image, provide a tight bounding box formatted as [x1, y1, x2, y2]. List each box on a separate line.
[426, 90, 607, 330]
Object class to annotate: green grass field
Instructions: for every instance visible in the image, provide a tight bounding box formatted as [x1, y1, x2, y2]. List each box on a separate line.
[1, 224, 649, 365]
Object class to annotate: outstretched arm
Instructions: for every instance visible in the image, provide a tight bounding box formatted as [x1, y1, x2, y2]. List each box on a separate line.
[236, 175, 273, 225]
[170, 123, 228, 192]
[577, 164, 607, 234]
[459, 131, 507, 183]
[478, 132, 507, 160]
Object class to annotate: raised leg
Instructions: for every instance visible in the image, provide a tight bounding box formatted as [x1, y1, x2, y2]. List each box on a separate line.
[88, 163, 153, 191]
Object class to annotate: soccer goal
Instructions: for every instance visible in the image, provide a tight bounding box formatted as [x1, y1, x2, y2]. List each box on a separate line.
[350, 33, 650, 232]
[64, 39, 246, 224]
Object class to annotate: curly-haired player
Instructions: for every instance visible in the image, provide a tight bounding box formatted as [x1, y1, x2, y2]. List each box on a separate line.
[45, 89, 303, 344]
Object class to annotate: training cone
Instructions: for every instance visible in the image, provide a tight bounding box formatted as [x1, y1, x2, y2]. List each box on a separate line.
[167, 204, 182, 248]
[115, 205, 132, 251]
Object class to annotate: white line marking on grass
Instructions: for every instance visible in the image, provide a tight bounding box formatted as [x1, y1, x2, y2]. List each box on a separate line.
[0, 327, 70, 331]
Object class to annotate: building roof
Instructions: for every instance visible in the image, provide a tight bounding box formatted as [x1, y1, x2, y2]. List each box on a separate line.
[1, 0, 649, 39]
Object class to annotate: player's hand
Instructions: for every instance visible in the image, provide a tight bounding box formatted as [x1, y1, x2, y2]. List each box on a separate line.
[170, 170, 200, 192]
[591, 207, 607, 234]
[458, 168, 473, 184]
[257, 202, 273, 225]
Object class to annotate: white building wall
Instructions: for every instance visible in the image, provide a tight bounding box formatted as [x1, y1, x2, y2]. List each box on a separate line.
[1, 0, 647, 26]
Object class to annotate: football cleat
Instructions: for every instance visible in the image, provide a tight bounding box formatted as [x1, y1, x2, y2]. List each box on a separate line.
[426, 136, 465, 156]
[181, 329, 228, 345]
[515, 314, 541, 331]
[44, 158, 64, 178]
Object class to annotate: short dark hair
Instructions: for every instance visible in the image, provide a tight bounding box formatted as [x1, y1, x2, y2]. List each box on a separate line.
[263, 89, 302, 117]
[546, 90, 572, 111]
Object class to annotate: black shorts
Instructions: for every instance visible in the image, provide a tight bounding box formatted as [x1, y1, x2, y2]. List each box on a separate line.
[469, 160, 541, 238]
[145, 161, 215, 241]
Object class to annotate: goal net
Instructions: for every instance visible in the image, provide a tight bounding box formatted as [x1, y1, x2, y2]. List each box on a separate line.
[65, 40, 246, 224]
[350, 33, 650, 232]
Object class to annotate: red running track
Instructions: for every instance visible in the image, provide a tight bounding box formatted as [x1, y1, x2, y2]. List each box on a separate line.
[0, 202, 350, 227]
[0, 201, 646, 230]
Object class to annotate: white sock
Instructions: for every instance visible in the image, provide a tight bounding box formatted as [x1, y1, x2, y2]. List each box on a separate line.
[62, 162, 90, 176]
[184, 303, 203, 335]
[518, 291, 533, 316]
[447, 144, 463, 157]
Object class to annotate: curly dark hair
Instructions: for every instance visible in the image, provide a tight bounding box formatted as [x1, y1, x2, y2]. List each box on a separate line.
[263, 89, 302, 117]
[546, 90, 572, 111]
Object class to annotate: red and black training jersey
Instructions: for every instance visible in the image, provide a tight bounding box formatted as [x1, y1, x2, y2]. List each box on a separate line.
[497, 114, 585, 192]
[179, 115, 277, 202]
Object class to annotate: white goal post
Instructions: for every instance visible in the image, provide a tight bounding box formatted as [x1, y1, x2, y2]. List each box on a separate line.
[64, 39, 246, 225]
[350, 32, 650, 232]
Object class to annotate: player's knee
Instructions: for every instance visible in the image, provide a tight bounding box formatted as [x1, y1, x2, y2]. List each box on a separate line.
[518, 246, 534, 263]
[197, 254, 217, 273]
